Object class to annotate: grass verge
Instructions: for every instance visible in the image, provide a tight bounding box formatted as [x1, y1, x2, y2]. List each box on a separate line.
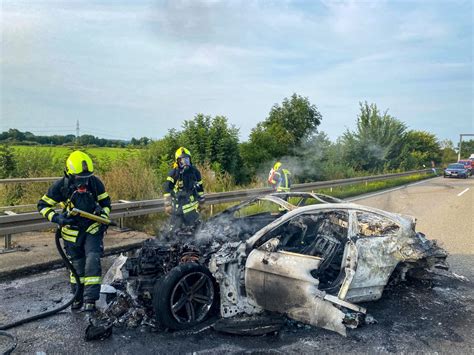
[315, 172, 434, 200]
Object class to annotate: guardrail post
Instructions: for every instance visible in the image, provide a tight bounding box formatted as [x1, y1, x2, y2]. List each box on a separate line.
[119, 217, 124, 229]
[4, 234, 12, 250]
[210, 204, 214, 216]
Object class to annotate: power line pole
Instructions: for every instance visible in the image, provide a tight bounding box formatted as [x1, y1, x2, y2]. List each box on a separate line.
[76, 120, 80, 143]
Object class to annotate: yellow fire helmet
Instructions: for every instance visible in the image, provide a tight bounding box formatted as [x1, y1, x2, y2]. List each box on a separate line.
[65, 151, 94, 177]
[175, 147, 191, 161]
[273, 161, 282, 171]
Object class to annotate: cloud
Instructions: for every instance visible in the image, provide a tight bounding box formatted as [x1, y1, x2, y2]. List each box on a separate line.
[0, 0, 472, 143]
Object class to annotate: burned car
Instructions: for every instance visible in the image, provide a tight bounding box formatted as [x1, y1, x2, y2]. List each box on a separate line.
[115, 192, 447, 336]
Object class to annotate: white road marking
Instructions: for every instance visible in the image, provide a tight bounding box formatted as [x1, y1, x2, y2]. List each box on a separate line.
[457, 188, 470, 197]
[348, 177, 437, 202]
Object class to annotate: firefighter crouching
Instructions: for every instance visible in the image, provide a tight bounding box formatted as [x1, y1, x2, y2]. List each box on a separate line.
[268, 161, 292, 192]
[37, 151, 111, 312]
[163, 147, 205, 229]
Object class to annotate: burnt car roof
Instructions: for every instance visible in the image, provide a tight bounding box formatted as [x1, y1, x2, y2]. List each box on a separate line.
[269, 192, 344, 205]
[208, 192, 344, 219]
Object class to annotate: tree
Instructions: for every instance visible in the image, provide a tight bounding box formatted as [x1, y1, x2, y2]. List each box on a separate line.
[459, 139, 474, 159]
[143, 129, 182, 169]
[143, 115, 244, 183]
[342, 102, 407, 172]
[399, 130, 441, 170]
[208, 116, 241, 177]
[180, 114, 243, 181]
[7, 129, 25, 142]
[242, 93, 322, 175]
[440, 140, 458, 166]
[0, 129, 125, 147]
[181, 114, 212, 164]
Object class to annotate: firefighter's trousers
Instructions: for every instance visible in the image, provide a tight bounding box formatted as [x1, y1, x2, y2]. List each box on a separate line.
[170, 196, 200, 228]
[61, 224, 104, 302]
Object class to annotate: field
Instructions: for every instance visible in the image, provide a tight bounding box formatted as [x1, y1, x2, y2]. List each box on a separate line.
[11, 145, 141, 164]
[0, 146, 148, 207]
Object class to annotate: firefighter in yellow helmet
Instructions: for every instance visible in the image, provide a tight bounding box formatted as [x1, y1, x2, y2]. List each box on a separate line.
[163, 147, 205, 229]
[268, 161, 292, 192]
[37, 151, 111, 312]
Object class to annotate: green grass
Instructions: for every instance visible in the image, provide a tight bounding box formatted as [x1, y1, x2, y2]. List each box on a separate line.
[315, 173, 433, 199]
[12, 145, 141, 163]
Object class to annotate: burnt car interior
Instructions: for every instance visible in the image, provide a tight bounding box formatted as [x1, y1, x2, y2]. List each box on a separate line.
[255, 210, 350, 291]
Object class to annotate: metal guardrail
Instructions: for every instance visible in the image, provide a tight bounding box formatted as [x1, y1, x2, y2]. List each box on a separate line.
[0, 177, 61, 184]
[0, 169, 431, 249]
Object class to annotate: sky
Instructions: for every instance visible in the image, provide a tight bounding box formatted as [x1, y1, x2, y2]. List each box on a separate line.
[1, 0, 472, 143]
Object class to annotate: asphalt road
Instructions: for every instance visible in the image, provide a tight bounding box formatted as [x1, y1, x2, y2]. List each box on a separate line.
[0, 176, 473, 354]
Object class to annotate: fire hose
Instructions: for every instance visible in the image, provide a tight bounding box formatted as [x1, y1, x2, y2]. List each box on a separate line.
[0, 209, 116, 354]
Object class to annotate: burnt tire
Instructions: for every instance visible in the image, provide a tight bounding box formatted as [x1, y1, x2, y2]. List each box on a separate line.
[153, 263, 218, 330]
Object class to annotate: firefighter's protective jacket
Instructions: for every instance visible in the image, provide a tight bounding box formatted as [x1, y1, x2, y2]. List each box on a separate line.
[37, 175, 112, 232]
[268, 167, 292, 192]
[163, 165, 204, 216]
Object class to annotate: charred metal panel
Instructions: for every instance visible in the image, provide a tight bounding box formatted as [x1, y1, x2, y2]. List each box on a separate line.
[337, 241, 358, 300]
[209, 242, 263, 318]
[245, 249, 322, 310]
[340, 211, 412, 302]
[245, 249, 349, 335]
[287, 295, 347, 336]
[343, 237, 400, 302]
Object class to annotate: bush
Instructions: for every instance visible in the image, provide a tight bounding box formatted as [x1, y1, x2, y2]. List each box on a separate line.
[196, 163, 234, 193]
[0, 145, 16, 178]
[13, 146, 65, 177]
[101, 157, 159, 201]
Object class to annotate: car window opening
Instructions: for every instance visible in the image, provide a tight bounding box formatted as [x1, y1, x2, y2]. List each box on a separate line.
[259, 211, 350, 292]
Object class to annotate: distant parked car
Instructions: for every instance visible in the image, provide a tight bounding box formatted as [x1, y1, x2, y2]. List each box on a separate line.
[444, 163, 469, 179]
[457, 160, 473, 176]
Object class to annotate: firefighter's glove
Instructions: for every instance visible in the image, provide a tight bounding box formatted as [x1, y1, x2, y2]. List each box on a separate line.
[94, 205, 103, 215]
[52, 213, 75, 227]
[94, 206, 109, 219]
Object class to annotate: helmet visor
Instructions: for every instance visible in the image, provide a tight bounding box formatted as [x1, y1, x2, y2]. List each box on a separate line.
[70, 175, 90, 189]
[178, 156, 190, 168]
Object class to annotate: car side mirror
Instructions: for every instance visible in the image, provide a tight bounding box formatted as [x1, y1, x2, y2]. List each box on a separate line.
[257, 237, 280, 252]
